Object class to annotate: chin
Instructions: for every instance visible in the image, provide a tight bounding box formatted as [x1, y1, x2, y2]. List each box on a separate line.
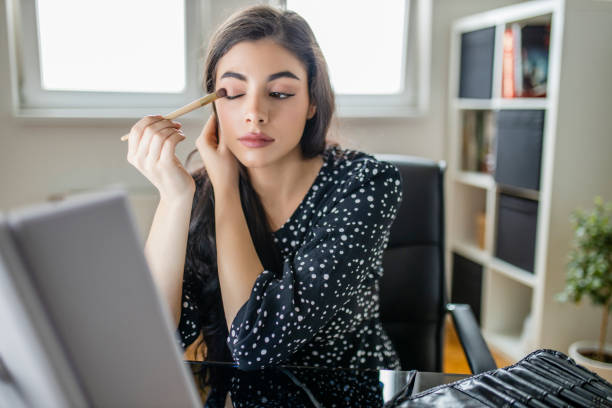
[230, 142, 301, 169]
[233, 149, 278, 169]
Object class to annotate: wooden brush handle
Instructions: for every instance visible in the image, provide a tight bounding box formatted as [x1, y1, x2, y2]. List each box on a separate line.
[120, 89, 226, 142]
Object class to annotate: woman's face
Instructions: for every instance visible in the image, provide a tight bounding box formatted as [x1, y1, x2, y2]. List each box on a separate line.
[213, 38, 316, 168]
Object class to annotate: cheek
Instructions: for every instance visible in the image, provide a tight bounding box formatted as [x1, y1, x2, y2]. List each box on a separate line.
[280, 106, 306, 127]
[215, 103, 240, 134]
[277, 96, 310, 127]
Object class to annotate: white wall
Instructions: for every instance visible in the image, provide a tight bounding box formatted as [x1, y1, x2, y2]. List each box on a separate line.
[0, 0, 524, 220]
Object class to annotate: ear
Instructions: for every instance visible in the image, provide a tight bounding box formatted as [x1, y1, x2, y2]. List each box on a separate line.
[307, 103, 317, 120]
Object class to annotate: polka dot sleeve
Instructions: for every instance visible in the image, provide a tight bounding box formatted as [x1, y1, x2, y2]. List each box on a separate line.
[226, 158, 402, 370]
[176, 269, 202, 349]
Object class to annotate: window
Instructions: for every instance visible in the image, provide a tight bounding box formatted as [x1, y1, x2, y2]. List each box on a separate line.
[283, 0, 431, 117]
[36, 1, 185, 94]
[7, 0, 431, 118]
[6, 0, 205, 118]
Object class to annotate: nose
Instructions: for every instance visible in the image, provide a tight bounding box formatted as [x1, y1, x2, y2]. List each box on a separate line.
[244, 92, 268, 125]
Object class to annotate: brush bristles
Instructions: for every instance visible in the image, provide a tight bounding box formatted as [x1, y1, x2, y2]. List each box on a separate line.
[216, 88, 227, 98]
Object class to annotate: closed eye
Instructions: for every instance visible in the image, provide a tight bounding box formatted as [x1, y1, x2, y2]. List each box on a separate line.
[224, 92, 295, 100]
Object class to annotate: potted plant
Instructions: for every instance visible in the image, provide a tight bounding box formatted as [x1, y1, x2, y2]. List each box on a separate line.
[557, 196, 612, 381]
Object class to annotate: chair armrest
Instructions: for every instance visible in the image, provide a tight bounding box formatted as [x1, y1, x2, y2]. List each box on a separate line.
[446, 303, 497, 374]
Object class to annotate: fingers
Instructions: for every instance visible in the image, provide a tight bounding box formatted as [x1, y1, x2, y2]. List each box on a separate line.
[127, 115, 182, 167]
[136, 117, 181, 158]
[196, 113, 219, 153]
[209, 114, 230, 154]
[127, 115, 163, 155]
[146, 119, 183, 158]
[159, 131, 187, 165]
[146, 127, 184, 168]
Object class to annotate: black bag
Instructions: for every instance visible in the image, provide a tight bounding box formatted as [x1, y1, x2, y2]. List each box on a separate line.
[386, 349, 612, 407]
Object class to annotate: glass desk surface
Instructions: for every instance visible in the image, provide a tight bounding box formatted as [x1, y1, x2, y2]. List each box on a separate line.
[186, 360, 467, 407]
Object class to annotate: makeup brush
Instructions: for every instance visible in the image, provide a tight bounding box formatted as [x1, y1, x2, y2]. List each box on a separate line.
[120, 88, 227, 141]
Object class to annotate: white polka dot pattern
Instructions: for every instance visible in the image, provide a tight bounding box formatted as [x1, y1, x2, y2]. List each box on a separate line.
[223, 146, 403, 370]
[177, 146, 402, 370]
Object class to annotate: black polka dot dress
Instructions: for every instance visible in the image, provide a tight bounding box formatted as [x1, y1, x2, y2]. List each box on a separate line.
[180, 145, 402, 371]
[190, 363, 385, 407]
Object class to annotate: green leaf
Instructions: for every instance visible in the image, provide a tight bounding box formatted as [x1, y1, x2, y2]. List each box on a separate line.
[559, 196, 612, 311]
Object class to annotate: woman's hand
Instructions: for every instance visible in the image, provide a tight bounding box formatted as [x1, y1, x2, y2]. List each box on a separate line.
[195, 113, 240, 193]
[126, 115, 195, 203]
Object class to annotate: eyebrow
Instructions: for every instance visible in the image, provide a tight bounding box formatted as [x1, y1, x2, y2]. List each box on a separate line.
[220, 70, 300, 82]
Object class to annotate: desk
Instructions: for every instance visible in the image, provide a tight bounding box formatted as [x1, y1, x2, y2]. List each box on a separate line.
[186, 361, 467, 406]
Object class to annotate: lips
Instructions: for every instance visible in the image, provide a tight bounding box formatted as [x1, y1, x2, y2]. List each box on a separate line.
[238, 132, 274, 148]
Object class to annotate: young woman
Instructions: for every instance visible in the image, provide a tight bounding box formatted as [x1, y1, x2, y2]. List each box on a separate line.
[126, 5, 402, 370]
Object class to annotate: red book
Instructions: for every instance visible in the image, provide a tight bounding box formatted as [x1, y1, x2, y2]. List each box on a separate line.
[502, 28, 515, 98]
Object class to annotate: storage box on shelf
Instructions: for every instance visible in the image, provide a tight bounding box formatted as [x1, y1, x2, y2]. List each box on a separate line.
[495, 110, 545, 191]
[446, 0, 612, 361]
[458, 27, 495, 99]
[495, 193, 539, 273]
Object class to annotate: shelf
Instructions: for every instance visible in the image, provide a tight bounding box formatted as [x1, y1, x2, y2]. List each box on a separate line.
[455, 172, 541, 200]
[451, 245, 537, 288]
[498, 98, 548, 110]
[497, 184, 540, 201]
[455, 98, 549, 110]
[453, 242, 489, 265]
[446, 0, 612, 362]
[483, 330, 525, 362]
[455, 171, 495, 190]
[489, 258, 536, 288]
[455, 99, 495, 110]
[452, 1, 558, 33]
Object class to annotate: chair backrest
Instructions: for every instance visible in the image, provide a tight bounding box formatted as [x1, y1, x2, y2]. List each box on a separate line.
[376, 154, 447, 371]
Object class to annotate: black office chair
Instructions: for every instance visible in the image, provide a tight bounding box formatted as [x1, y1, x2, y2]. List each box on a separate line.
[376, 154, 497, 374]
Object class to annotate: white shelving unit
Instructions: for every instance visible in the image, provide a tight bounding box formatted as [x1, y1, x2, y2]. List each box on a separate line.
[446, 0, 612, 361]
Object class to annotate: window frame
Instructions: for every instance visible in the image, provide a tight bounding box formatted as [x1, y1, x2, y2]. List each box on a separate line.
[6, 0, 431, 119]
[280, 0, 432, 118]
[6, 0, 208, 119]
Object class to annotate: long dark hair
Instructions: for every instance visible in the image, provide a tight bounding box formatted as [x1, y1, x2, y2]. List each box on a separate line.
[183, 5, 336, 361]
